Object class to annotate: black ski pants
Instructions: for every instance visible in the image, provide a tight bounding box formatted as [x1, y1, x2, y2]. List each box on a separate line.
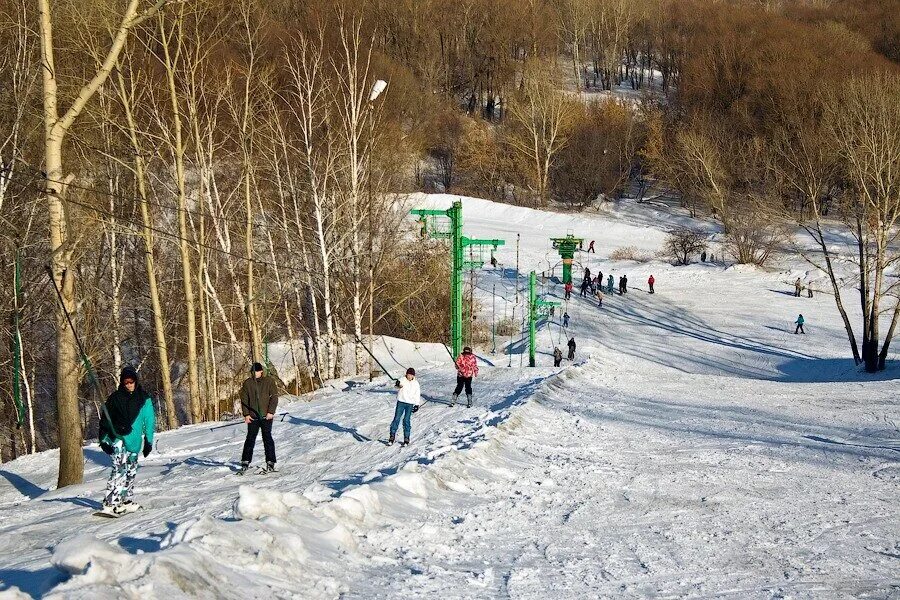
[795, 324, 805, 334]
[453, 375, 473, 396]
[242, 417, 276, 464]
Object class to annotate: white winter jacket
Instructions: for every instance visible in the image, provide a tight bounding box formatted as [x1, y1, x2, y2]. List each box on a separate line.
[396, 378, 423, 406]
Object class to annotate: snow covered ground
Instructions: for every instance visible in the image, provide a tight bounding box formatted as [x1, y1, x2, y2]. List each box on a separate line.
[1, 195, 898, 599]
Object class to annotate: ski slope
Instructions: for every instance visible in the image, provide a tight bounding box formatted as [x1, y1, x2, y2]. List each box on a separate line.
[1, 195, 898, 599]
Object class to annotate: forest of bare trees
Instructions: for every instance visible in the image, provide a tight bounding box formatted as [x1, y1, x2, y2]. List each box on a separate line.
[0, 0, 898, 485]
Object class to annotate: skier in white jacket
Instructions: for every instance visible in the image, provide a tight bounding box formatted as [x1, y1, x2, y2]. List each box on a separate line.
[389, 367, 423, 446]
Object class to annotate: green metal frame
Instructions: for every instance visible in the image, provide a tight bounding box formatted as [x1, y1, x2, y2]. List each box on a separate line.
[411, 200, 505, 358]
[528, 271, 559, 367]
[550, 235, 584, 285]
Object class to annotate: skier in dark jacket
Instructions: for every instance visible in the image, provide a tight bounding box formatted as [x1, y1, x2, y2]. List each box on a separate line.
[563, 312, 570, 328]
[238, 362, 280, 474]
[622, 274, 628, 294]
[567, 337, 576, 360]
[794, 314, 805, 334]
[97, 366, 155, 516]
[553, 347, 563, 367]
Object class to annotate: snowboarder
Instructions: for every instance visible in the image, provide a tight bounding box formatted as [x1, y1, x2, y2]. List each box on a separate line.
[563, 312, 570, 328]
[648, 274, 655, 294]
[794, 314, 805, 334]
[564, 281, 573, 300]
[389, 367, 422, 446]
[607, 274, 614, 294]
[553, 347, 563, 367]
[587, 240, 595, 253]
[794, 278, 802, 297]
[238, 362, 280, 475]
[596, 289, 604, 307]
[567, 337, 576, 360]
[452, 346, 478, 407]
[97, 366, 155, 517]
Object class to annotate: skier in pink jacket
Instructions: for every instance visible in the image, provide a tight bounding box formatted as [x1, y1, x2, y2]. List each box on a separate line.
[452, 347, 479, 408]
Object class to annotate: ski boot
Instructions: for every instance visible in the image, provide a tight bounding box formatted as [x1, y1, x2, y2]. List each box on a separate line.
[400, 438, 410, 447]
[256, 461, 277, 475]
[388, 435, 395, 446]
[120, 500, 142, 514]
[236, 461, 250, 476]
[451, 393, 459, 407]
[466, 394, 473, 408]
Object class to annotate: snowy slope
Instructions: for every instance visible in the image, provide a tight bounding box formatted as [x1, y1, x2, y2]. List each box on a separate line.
[1, 195, 898, 599]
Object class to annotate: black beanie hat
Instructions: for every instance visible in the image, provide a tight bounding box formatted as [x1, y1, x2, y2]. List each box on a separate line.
[252, 362, 264, 373]
[120, 366, 139, 384]
[406, 367, 416, 376]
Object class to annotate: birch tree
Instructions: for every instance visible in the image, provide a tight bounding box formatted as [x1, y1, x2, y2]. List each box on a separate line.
[38, 0, 173, 487]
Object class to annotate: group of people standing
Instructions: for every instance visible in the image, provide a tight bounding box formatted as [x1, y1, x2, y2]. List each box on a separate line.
[96, 346, 485, 514]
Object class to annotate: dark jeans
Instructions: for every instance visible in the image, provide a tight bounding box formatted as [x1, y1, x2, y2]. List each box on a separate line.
[242, 417, 276, 464]
[649, 283, 654, 293]
[553, 357, 562, 367]
[390, 402, 414, 439]
[568, 348, 575, 360]
[795, 324, 805, 334]
[453, 375, 473, 396]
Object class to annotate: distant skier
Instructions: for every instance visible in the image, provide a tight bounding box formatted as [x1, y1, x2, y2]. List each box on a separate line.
[701, 251, 707, 262]
[794, 278, 802, 297]
[622, 274, 628, 294]
[567, 337, 576, 360]
[389, 367, 422, 446]
[580, 278, 590, 297]
[596, 288, 604, 307]
[584, 267, 591, 280]
[238, 362, 279, 475]
[648, 274, 655, 294]
[564, 281, 573, 300]
[563, 312, 570, 328]
[452, 346, 478, 407]
[490, 254, 498, 268]
[807, 287, 813, 298]
[553, 347, 563, 367]
[587, 240, 595, 253]
[97, 366, 155, 517]
[607, 274, 614, 294]
[794, 314, 805, 334]
[618, 276, 625, 295]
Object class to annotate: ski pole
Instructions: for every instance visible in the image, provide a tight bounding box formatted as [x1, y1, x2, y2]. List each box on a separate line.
[334, 313, 399, 382]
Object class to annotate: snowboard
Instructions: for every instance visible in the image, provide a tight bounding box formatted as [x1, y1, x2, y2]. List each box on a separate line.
[93, 503, 142, 518]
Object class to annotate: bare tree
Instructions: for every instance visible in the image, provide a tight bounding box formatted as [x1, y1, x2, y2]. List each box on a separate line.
[665, 227, 707, 265]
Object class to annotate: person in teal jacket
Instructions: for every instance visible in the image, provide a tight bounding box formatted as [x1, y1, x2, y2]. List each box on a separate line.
[98, 366, 155, 515]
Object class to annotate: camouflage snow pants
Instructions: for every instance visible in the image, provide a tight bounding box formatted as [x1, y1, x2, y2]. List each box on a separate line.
[103, 441, 139, 508]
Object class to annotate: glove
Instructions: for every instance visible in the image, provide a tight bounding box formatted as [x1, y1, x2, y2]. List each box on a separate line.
[394, 379, 401, 388]
[100, 442, 113, 455]
[412, 405, 419, 413]
[142, 439, 152, 458]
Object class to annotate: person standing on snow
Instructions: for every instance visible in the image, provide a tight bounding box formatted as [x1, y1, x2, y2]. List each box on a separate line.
[794, 278, 803, 297]
[596, 288, 604, 307]
[648, 274, 655, 294]
[607, 274, 615, 294]
[452, 346, 478, 407]
[238, 362, 280, 475]
[389, 367, 422, 446]
[622, 274, 628, 294]
[567, 337, 577, 360]
[97, 366, 155, 516]
[564, 281, 573, 300]
[553, 347, 563, 367]
[563, 312, 570, 328]
[794, 314, 805, 334]
[587, 240, 595, 253]
[580, 277, 590, 297]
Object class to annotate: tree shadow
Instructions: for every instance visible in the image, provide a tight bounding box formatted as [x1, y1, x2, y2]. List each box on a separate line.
[0, 470, 47, 500]
[42, 496, 101, 509]
[286, 416, 372, 443]
[0, 567, 67, 599]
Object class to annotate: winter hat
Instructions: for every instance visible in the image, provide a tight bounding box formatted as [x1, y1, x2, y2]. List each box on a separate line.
[462, 346, 472, 354]
[406, 367, 416, 376]
[252, 362, 264, 373]
[120, 366, 139, 385]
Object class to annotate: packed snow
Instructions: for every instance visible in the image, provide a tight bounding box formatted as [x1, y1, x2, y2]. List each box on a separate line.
[0, 195, 897, 599]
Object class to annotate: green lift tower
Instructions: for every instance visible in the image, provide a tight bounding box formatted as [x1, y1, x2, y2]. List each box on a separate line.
[550, 234, 584, 285]
[411, 200, 505, 358]
[528, 271, 560, 367]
